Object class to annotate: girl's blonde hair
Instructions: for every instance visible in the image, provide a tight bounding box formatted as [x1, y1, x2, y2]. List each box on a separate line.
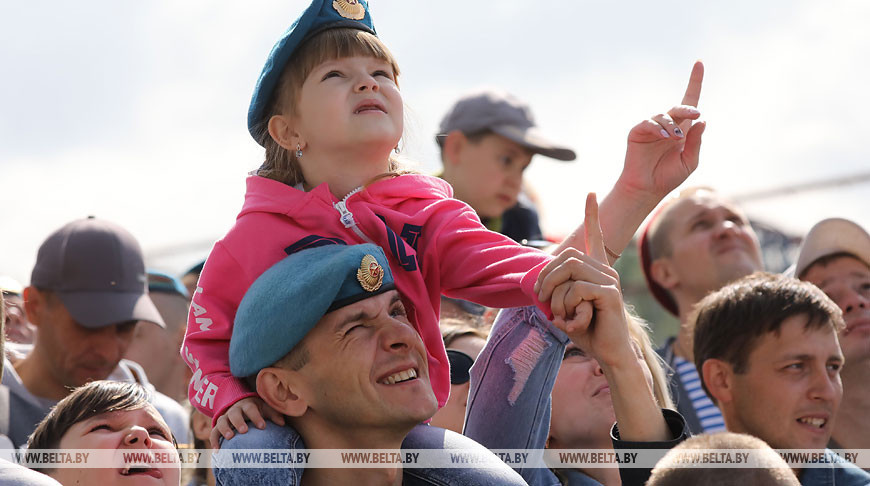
[626, 310, 675, 410]
[258, 28, 403, 187]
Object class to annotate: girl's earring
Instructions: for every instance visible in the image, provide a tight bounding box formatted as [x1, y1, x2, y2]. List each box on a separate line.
[296, 143, 303, 158]
[394, 145, 400, 154]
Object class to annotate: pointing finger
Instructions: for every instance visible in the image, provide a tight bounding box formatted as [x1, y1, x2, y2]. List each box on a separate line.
[584, 193, 608, 264]
[681, 61, 704, 108]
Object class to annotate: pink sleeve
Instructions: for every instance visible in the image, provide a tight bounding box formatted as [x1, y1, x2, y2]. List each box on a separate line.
[433, 202, 554, 319]
[181, 242, 258, 422]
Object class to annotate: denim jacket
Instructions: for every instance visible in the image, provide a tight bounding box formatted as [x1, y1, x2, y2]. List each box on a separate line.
[465, 306, 687, 486]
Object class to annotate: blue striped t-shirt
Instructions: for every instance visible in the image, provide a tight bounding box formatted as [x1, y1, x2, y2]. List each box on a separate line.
[674, 355, 727, 432]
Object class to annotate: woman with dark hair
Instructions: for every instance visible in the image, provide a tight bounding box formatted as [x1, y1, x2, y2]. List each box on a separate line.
[27, 380, 181, 485]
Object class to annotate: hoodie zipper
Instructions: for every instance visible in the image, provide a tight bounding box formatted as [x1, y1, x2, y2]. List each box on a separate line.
[334, 187, 375, 244]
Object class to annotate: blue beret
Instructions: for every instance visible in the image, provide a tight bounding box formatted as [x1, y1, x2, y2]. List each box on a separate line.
[230, 243, 395, 377]
[247, 0, 376, 144]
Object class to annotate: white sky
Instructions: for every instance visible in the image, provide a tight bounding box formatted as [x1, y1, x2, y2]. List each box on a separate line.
[2, 0, 869, 284]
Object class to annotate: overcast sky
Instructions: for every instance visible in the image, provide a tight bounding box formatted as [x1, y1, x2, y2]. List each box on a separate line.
[2, 0, 868, 284]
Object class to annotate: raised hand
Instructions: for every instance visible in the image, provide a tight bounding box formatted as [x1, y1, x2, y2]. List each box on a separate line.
[618, 61, 706, 200]
[535, 194, 634, 366]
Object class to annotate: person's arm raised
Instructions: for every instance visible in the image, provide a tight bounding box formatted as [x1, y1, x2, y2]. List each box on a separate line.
[552, 61, 706, 261]
[538, 193, 670, 442]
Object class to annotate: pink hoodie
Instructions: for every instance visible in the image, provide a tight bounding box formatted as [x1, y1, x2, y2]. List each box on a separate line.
[182, 174, 552, 420]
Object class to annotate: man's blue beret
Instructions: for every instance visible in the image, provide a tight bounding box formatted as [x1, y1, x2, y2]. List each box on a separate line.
[230, 243, 395, 377]
[247, 0, 376, 145]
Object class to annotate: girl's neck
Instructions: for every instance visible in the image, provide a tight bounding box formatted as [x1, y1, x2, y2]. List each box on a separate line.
[300, 144, 394, 199]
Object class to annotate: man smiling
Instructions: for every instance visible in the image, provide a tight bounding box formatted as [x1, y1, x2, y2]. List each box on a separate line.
[693, 272, 870, 485]
[222, 243, 525, 485]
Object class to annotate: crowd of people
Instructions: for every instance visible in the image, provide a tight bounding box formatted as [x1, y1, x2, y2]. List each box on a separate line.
[2, 0, 869, 485]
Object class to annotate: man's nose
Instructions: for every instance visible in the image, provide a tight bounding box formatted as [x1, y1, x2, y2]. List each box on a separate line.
[380, 319, 418, 352]
[839, 287, 869, 315]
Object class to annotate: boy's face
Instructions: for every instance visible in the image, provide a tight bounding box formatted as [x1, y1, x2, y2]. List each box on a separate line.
[723, 314, 844, 450]
[447, 134, 533, 219]
[54, 406, 179, 485]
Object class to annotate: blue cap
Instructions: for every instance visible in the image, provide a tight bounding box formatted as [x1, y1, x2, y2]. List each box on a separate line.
[247, 0, 376, 144]
[230, 243, 395, 377]
[147, 269, 190, 299]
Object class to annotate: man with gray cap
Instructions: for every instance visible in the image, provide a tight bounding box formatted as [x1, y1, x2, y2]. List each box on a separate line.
[437, 90, 576, 244]
[218, 243, 526, 486]
[793, 218, 870, 454]
[0, 217, 188, 448]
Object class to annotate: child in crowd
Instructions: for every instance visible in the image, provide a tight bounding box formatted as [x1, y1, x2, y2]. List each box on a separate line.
[181, 0, 705, 452]
[27, 381, 181, 486]
[437, 90, 576, 244]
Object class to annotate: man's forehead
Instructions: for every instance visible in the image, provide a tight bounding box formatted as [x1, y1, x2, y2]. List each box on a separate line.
[319, 290, 401, 330]
[749, 318, 842, 363]
[668, 191, 742, 222]
[804, 254, 870, 287]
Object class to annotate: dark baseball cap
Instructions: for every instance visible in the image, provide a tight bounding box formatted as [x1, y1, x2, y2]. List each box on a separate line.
[30, 217, 165, 329]
[436, 90, 576, 162]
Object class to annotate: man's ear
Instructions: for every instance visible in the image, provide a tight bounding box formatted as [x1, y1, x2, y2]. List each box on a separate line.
[267, 114, 303, 152]
[701, 358, 734, 405]
[256, 367, 309, 417]
[649, 258, 679, 291]
[22, 286, 46, 328]
[441, 131, 468, 168]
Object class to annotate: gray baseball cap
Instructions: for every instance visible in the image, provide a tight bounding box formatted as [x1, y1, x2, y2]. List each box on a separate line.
[436, 90, 576, 162]
[30, 217, 165, 329]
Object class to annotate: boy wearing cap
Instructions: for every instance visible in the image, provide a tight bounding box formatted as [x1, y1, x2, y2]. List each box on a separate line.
[794, 218, 870, 453]
[437, 90, 576, 244]
[0, 217, 188, 448]
[221, 243, 526, 486]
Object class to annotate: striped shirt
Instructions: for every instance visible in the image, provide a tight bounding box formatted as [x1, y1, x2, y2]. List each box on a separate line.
[674, 355, 727, 433]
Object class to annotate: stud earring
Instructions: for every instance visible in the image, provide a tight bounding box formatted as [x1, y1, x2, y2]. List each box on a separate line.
[296, 143, 303, 158]
[394, 145, 400, 154]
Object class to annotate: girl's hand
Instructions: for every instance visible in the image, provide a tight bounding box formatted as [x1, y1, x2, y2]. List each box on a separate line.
[617, 61, 706, 201]
[209, 396, 286, 449]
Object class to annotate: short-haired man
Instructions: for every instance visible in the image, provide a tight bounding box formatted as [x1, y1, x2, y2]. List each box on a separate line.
[0, 217, 188, 448]
[437, 90, 576, 244]
[647, 432, 799, 486]
[694, 272, 870, 485]
[221, 243, 526, 485]
[640, 186, 764, 433]
[793, 218, 870, 452]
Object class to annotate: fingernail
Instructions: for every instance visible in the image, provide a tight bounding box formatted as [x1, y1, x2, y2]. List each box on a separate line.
[674, 127, 684, 137]
[660, 129, 669, 138]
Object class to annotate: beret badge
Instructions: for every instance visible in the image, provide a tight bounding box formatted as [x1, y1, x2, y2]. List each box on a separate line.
[333, 0, 365, 20]
[357, 254, 384, 292]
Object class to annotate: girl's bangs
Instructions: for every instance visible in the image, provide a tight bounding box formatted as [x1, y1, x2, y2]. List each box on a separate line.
[296, 29, 400, 82]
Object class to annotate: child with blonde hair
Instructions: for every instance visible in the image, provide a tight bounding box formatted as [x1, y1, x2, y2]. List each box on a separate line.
[182, 0, 706, 456]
